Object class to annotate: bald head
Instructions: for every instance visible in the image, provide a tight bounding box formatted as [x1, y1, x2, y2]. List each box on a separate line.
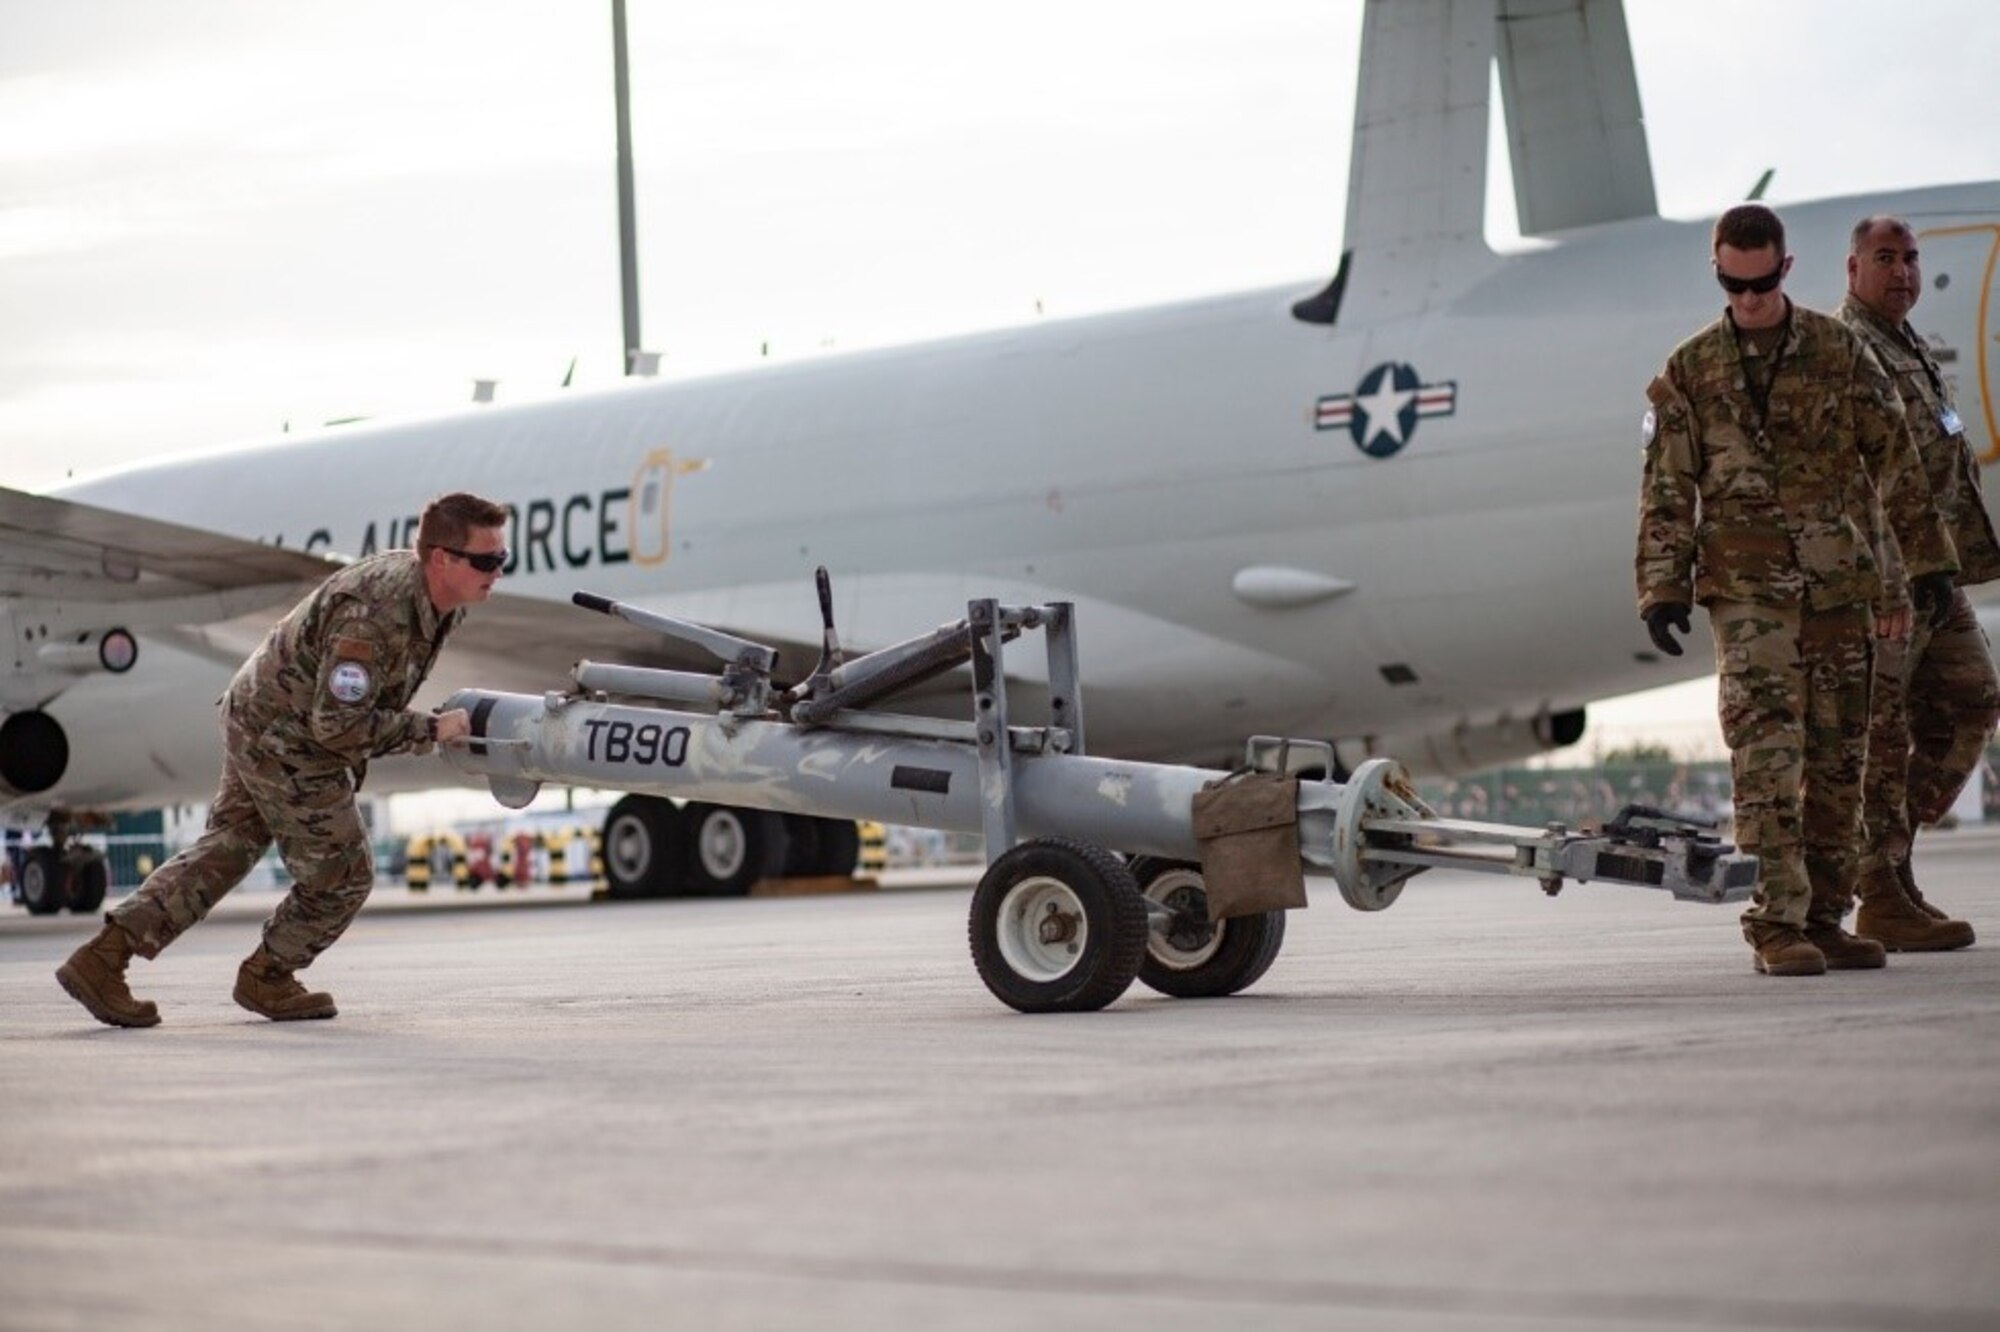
[1848, 215, 1921, 322]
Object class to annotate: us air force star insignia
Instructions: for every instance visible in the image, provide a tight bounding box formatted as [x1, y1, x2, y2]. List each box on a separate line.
[1314, 362, 1458, 458]
[329, 661, 373, 704]
[1642, 408, 1657, 447]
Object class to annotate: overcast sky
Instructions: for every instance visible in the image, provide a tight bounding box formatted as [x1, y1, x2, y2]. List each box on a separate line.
[4, 0, 1997, 759]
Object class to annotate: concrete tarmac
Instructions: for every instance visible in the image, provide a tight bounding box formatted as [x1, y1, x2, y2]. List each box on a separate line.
[4, 833, 1998, 1331]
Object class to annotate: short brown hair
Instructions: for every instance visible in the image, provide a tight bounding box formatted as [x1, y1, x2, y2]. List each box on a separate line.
[416, 492, 509, 559]
[1713, 203, 1785, 256]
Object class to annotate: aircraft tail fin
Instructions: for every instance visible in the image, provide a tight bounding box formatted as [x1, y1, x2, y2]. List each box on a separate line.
[1311, 0, 1656, 326]
[1496, 0, 1656, 234]
[1333, 0, 1497, 323]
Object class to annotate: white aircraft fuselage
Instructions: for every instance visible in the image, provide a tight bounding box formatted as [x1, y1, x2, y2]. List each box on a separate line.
[44, 184, 2000, 808]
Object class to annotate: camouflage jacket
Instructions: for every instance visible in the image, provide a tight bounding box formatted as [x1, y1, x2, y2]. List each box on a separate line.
[227, 551, 461, 773]
[1636, 301, 1957, 615]
[1838, 294, 2000, 587]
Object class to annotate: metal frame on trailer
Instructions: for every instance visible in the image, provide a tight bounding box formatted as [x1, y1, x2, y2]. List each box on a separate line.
[441, 573, 1755, 1012]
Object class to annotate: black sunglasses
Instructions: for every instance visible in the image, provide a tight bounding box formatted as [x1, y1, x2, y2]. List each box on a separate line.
[1716, 263, 1785, 296]
[442, 546, 509, 574]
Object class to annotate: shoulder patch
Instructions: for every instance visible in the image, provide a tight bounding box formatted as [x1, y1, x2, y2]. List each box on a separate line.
[1641, 408, 1657, 447]
[328, 661, 374, 705]
[331, 635, 376, 664]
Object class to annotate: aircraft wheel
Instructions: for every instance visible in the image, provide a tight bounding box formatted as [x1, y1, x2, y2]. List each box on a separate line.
[780, 817, 862, 878]
[64, 852, 109, 914]
[601, 795, 686, 899]
[969, 838, 1147, 1013]
[1128, 858, 1286, 999]
[780, 815, 822, 876]
[20, 847, 66, 916]
[810, 819, 861, 877]
[683, 804, 789, 896]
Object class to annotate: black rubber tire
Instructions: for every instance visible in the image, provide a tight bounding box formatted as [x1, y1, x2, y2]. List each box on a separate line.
[20, 847, 65, 916]
[600, 795, 686, 899]
[779, 815, 823, 877]
[969, 838, 1148, 1013]
[811, 819, 861, 877]
[682, 804, 790, 896]
[64, 852, 109, 914]
[1129, 857, 1287, 999]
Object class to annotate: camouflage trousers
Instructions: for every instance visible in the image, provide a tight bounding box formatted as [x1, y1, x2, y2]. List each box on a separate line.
[1856, 588, 2000, 898]
[110, 713, 376, 971]
[1708, 599, 1872, 932]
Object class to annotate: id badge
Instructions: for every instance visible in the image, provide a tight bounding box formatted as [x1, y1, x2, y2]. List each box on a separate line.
[1940, 406, 1964, 436]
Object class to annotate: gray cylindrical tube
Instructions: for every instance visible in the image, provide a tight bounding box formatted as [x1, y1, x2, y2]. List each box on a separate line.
[443, 689, 1210, 861]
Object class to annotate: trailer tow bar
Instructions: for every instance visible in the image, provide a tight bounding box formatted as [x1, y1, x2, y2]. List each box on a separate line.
[440, 572, 1756, 1012]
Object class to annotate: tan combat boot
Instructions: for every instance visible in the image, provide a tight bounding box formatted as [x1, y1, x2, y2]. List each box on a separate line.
[233, 947, 338, 1021]
[1854, 860, 1974, 952]
[1802, 924, 1887, 969]
[1897, 859, 1973, 944]
[55, 922, 161, 1028]
[1797, 857, 1882, 971]
[1745, 923, 1827, 977]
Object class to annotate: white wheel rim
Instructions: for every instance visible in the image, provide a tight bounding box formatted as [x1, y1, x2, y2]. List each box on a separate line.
[996, 875, 1088, 982]
[608, 816, 653, 881]
[696, 810, 748, 881]
[1144, 867, 1223, 969]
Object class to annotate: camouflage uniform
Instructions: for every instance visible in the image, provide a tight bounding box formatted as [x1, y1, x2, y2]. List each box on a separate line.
[1839, 294, 2000, 906]
[112, 551, 459, 971]
[1636, 303, 1956, 943]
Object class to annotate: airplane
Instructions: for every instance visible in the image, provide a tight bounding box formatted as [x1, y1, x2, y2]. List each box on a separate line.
[6, 0, 1999, 910]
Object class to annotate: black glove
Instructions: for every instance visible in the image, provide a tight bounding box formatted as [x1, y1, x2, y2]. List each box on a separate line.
[1912, 572, 1955, 630]
[1644, 602, 1691, 656]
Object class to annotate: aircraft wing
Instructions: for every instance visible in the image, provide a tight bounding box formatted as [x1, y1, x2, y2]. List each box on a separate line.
[0, 484, 339, 618]
[0, 483, 835, 719]
[0, 485, 349, 715]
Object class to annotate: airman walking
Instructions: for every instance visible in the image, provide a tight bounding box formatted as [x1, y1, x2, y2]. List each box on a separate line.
[1636, 204, 1956, 976]
[1838, 214, 1998, 951]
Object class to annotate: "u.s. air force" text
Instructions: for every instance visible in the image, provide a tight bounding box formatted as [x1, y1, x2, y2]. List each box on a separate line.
[267, 487, 636, 573]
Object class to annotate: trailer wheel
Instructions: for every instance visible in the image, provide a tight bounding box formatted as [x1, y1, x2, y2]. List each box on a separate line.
[1128, 858, 1286, 999]
[602, 795, 686, 899]
[64, 851, 109, 914]
[20, 847, 66, 916]
[683, 804, 789, 896]
[969, 838, 1147, 1013]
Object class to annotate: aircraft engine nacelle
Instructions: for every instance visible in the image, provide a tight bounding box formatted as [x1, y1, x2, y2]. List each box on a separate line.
[36, 628, 139, 677]
[1336, 707, 1588, 780]
[0, 709, 69, 797]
